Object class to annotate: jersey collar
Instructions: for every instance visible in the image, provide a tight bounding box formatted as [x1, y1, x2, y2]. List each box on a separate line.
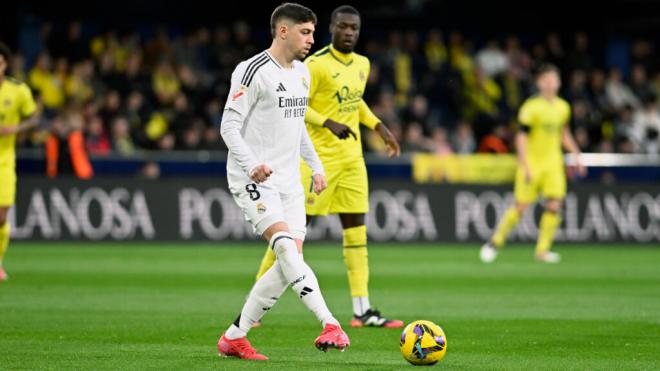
[329, 44, 354, 66]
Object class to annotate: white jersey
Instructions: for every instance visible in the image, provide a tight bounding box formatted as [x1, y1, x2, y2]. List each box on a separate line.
[221, 50, 324, 193]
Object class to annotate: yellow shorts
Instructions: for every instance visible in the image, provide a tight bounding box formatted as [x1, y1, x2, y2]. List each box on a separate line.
[0, 167, 16, 206]
[514, 163, 566, 204]
[301, 159, 369, 215]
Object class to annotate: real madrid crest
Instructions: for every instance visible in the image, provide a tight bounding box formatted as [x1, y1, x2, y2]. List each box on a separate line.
[302, 76, 309, 90]
[359, 71, 366, 81]
[256, 203, 267, 214]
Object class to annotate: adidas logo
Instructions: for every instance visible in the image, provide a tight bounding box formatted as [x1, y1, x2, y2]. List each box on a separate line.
[299, 286, 314, 298]
[276, 83, 287, 92]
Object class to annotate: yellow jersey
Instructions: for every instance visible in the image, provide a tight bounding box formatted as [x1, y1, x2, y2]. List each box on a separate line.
[0, 77, 37, 170]
[304, 44, 380, 165]
[517, 95, 571, 168]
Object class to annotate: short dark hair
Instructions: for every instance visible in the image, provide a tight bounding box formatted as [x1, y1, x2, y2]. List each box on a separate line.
[535, 63, 560, 78]
[330, 5, 360, 24]
[270, 3, 317, 39]
[0, 42, 12, 64]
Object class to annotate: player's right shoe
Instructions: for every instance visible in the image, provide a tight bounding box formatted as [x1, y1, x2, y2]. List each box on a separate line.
[0, 266, 8, 282]
[480, 241, 498, 263]
[314, 323, 350, 352]
[350, 309, 404, 328]
[535, 251, 561, 263]
[217, 334, 268, 360]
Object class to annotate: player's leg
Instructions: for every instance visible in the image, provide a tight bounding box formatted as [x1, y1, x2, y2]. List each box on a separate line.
[535, 198, 562, 263]
[335, 162, 403, 328]
[481, 166, 537, 263]
[0, 206, 10, 281]
[253, 162, 336, 281]
[535, 168, 566, 263]
[0, 169, 16, 282]
[219, 185, 288, 359]
[284, 190, 349, 351]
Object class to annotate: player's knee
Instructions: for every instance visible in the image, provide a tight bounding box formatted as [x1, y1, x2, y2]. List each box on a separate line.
[262, 221, 289, 242]
[269, 231, 298, 260]
[545, 200, 562, 213]
[515, 203, 529, 214]
[0, 209, 8, 226]
[340, 213, 365, 228]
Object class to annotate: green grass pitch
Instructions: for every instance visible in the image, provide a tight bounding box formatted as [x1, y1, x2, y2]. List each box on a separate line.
[1, 243, 659, 370]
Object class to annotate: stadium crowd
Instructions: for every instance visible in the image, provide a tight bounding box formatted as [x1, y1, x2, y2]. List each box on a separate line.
[7, 20, 660, 157]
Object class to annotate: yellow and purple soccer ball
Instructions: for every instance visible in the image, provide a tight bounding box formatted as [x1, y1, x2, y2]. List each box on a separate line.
[399, 320, 447, 366]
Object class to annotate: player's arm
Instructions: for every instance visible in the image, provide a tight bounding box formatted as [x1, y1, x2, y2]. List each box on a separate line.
[561, 126, 587, 177]
[0, 114, 38, 137]
[220, 65, 270, 183]
[516, 101, 534, 182]
[304, 59, 356, 140]
[359, 100, 400, 157]
[0, 84, 39, 137]
[515, 128, 532, 182]
[300, 127, 327, 195]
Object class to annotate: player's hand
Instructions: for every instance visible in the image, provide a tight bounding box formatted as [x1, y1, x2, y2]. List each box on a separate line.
[323, 119, 357, 140]
[575, 160, 587, 177]
[523, 166, 533, 183]
[378, 125, 400, 158]
[249, 165, 273, 184]
[0, 126, 18, 136]
[312, 174, 327, 195]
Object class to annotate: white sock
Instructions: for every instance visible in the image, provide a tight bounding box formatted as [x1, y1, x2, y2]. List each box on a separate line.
[271, 231, 339, 327]
[225, 260, 288, 339]
[352, 296, 371, 317]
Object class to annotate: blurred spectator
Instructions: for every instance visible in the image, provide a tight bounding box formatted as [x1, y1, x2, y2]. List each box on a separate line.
[630, 64, 654, 101]
[606, 68, 640, 110]
[139, 161, 161, 179]
[202, 125, 225, 151]
[476, 40, 508, 77]
[478, 124, 509, 153]
[111, 117, 136, 156]
[424, 30, 447, 73]
[99, 90, 122, 127]
[85, 115, 111, 156]
[45, 110, 93, 179]
[432, 127, 454, 155]
[402, 122, 433, 152]
[152, 60, 180, 105]
[566, 32, 592, 72]
[65, 60, 95, 104]
[452, 122, 476, 154]
[28, 53, 65, 111]
[631, 94, 660, 153]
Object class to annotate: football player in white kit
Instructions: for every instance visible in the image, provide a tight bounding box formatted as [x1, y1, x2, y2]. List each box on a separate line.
[217, 3, 350, 360]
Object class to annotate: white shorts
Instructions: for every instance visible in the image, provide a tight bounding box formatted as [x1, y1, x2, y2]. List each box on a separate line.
[230, 182, 307, 240]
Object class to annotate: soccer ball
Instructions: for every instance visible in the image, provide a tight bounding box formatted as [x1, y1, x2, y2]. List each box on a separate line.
[399, 320, 447, 366]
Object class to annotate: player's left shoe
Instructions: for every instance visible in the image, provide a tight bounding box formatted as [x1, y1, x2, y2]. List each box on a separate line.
[480, 241, 498, 263]
[314, 323, 350, 352]
[0, 266, 8, 282]
[535, 251, 561, 263]
[350, 308, 404, 328]
[217, 334, 268, 360]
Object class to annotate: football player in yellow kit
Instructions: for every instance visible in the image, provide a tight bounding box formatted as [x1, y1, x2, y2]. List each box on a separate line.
[481, 64, 586, 264]
[0, 42, 39, 281]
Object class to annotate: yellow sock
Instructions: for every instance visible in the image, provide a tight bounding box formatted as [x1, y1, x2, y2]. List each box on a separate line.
[536, 211, 561, 254]
[0, 223, 9, 266]
[255, 247, 276, 281]
[343, 225, 369, 298]
[491, 207, 521, 248]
